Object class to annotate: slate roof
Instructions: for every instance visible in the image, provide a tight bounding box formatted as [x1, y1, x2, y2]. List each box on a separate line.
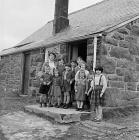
[1, 0, 139, 56]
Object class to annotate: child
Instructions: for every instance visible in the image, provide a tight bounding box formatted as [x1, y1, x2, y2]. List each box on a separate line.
[57, 58, 65, 106]
[75, 57, 82, 74]
[50, 69, 62, 107]
[57, 59, 65, 76]
[87, 66, 107, 121]
[39, 65, 53, 107]
[62, 63, 73, 109]
[70, 60, 77, 107]
[85, 69, 94, 110]
[75, 69, 88, 111]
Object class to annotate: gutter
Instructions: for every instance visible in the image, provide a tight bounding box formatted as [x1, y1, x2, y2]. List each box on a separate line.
[0, 32, 103, 56]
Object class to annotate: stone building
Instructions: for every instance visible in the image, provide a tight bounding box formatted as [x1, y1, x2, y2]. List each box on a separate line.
[0, 0, 139, 107]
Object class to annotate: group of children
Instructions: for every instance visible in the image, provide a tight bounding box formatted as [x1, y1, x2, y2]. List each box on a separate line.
[38, 56, 107, 121]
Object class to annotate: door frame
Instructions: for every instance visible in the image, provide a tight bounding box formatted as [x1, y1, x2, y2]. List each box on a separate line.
[21, 51, 31, 94]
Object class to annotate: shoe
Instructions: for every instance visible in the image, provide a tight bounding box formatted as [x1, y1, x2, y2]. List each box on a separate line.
[44, 103, 47, 107]
[64, 104, 69, 109]
[62, 104, 66, 108]
[40, 103, 42, 107]
[76, 108, 80, 111]
[94, 118, 102, 122]
[57, 105, 60, 108]
[79, 108, 84, 111]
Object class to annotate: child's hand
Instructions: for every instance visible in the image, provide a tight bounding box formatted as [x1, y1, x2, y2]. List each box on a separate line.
[100, 92, 103, 98]
[75, 89, 77, 93]
[70, 81, 72, 84]
[43, 82, 46, 85]
[85, 91, 88, 95]
[47, 82, 51, 85]
[87, 91, 90, 95]
[40, 78, 43, 81]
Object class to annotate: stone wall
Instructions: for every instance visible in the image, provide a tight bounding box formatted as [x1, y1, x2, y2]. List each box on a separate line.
[28, 49, 45, 96]
[29, 43, 68, 96]
[0, 53, 23, 96]
[100, 19, 139, 107]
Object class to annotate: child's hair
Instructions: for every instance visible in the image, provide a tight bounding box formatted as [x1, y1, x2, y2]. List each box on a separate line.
[95, 66, 103, 73]
[65, 63, 71, 68]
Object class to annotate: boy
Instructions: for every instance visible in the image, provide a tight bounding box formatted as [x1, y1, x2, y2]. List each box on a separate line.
[62, 63, 73, 109]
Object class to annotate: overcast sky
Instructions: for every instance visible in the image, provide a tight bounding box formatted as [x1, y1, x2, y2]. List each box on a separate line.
[0, 0, 103, 51]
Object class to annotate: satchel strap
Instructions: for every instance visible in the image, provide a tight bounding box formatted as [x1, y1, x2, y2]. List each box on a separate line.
[99, 75, 103, 86]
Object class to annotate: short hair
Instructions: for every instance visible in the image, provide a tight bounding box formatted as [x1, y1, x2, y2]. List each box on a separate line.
[48, 52, 56, 59]
[65, 63, 71, 68]
[71, 60, 77, 65]
[95, 66, 103, 72]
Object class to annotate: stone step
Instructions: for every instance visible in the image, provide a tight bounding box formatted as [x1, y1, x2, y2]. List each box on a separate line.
[24, 105, 91, 123]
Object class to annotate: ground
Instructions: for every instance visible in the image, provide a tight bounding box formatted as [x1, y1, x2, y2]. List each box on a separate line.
[0, 92, 139, 140]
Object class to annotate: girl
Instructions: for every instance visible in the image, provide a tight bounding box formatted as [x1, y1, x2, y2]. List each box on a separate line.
[50, 69, 62, 108]
[87, 66, 107, 121]
[75, 69, 88, 111]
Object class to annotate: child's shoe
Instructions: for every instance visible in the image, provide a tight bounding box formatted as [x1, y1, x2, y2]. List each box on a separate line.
[44, 103, 47, 107]
[40, 103, 42, 107]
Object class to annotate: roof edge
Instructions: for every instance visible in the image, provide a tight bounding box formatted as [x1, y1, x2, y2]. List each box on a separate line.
[104, 14, 139, 33]
[1, 14, 139, 57]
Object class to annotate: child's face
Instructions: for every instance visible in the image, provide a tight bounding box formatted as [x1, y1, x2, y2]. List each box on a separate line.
[71, 62, 76, 67]
[81, 63, 85, 70]
[65, 66, 70, 71]
[54, 71, 59, 76]
[59, 60, 64, 65]
[45, 67, 50, 73]
[77, 58, 82, 65]
[95, 70, 101, 75]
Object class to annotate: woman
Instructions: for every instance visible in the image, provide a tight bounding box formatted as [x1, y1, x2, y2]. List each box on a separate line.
[87, 66, 107, 121]
[42, 52, 57, 75]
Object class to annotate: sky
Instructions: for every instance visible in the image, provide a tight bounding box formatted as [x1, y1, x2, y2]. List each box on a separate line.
[0, 0, 103, 51]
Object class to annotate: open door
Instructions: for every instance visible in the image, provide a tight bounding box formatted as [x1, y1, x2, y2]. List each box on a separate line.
[69, 39, 87, 62]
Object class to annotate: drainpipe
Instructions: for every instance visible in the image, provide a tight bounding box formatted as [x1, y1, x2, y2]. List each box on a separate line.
[93, 36, 97, 71]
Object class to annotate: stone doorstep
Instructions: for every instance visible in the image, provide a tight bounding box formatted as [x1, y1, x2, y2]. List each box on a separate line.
[24, 105, 91, 123]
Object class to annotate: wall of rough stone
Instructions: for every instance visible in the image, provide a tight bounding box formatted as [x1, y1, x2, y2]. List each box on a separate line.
[28, 49, 45, 96]
[29, 43, 68, 96]
[0, 53, 23, 96]
[100, 19, 139, 107]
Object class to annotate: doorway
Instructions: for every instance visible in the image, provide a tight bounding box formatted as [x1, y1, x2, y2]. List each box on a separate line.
[22, 52, 31, 94]
[69, 39, 87, 62]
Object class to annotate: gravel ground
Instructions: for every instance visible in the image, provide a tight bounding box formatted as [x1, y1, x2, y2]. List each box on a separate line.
[0, 92, 139, 140]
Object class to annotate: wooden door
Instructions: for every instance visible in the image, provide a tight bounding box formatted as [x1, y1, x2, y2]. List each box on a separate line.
[22, 52, 30, 94]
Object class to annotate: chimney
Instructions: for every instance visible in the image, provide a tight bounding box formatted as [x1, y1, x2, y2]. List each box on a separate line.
[53, 0, 69, 34]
